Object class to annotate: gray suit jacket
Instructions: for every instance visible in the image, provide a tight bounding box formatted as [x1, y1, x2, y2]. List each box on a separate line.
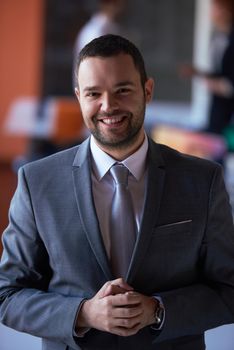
[0, 137, 234, 350]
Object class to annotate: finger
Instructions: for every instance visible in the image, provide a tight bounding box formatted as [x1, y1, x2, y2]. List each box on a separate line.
[115, 315, 142, 329]
[110, 278, 134, 291]
[96, 279, 128, 299]
[113, 305, 143, 319]
[96, 281, 114, 298]
[103, 284, 129, 297]
[98, 279, 134, 298]
[111, 292, 141, 307]
[113, 323, 142, 337]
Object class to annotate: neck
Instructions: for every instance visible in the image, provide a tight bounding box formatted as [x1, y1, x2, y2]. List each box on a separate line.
[94, 129, 145, 161]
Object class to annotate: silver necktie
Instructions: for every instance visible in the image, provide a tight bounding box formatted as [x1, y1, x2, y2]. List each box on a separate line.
[109, 164, 136, 278]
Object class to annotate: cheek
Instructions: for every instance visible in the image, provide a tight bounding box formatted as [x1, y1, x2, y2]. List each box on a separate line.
[119, 95, 143, 109]
[80, 102, 97, 121]
[129, 94, 146, 111]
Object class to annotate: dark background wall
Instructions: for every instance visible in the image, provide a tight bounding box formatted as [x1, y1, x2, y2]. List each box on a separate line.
[123, 0, 196, 101]
[42, 0, 88, 96]
[42, 0, 195, 101]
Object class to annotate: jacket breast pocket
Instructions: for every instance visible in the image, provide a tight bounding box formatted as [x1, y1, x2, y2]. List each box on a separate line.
[139, 219, 198, 292]
[152, 220, 192, 238]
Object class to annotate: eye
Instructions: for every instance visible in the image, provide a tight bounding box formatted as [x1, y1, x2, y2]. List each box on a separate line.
[116, 88, 131, 95]
[85, 92, 100, 98]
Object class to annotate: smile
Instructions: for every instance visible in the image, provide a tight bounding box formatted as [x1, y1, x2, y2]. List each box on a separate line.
[99, 116, 126, 125]
[102, 117, 125, 125]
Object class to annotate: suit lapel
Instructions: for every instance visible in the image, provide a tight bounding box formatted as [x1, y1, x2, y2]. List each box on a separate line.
[72, 138, 112, 280]
[127, 139, 165, 284]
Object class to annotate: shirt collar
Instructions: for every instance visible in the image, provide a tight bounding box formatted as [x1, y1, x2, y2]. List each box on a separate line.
[90, 134, 148, 181]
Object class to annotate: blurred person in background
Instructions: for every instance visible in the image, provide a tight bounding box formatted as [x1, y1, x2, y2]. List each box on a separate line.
[181, 0, 234, 135]
[74, 0, 125, 53]
[73, 0, 126, 74]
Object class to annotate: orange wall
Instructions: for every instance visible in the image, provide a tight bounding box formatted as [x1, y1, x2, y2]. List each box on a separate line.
[0, 0, 44, 160]
[0, 0, 44, 251]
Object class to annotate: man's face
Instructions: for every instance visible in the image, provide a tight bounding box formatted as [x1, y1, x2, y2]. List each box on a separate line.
[76, 53, 153, 154]
[210, 1, 232, 29]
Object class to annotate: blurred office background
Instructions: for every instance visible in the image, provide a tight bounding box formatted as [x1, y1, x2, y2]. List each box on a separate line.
[0, 0, 234, 349]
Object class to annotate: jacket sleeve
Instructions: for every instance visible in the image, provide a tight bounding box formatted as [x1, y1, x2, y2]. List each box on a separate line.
[155, 165, 234, 343]
[0, 167, 83, 349]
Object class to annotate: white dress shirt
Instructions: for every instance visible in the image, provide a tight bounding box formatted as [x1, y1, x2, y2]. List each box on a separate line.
[90, 134, 148, 258]
[74, 135, 165, 336]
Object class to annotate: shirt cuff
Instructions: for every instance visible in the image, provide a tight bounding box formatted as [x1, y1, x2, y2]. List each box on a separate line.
[150, 296, 165, 330]
[73, 300, 91, 337]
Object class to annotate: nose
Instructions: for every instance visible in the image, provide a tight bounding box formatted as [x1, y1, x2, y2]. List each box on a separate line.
[100, 92, 118, 113]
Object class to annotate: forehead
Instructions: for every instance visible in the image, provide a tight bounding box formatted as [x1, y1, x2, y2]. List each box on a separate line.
[77, 54, 141, 88]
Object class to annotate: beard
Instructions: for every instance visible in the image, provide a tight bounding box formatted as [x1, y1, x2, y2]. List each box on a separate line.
[89, 102, 146, 151]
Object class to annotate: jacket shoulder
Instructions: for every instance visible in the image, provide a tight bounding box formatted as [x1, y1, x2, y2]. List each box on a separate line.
[21, 145, 81, 179]
[153, 141, 221, 174]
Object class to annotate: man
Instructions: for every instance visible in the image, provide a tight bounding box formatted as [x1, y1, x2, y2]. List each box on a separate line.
[0, 34, 234, 350]
[181, 0, 234, 135]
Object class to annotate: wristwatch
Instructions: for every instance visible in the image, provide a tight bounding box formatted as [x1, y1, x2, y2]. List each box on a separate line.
[153, 300, 165, 328]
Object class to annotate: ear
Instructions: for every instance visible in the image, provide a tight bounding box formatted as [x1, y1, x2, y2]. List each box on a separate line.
[144, 78, 154, 103]
[74, 87, 80, 102]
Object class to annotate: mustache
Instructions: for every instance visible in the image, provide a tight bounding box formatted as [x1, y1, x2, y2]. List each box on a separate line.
[95, 110, 132, 119]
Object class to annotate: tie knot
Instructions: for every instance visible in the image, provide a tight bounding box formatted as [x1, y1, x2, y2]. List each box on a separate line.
[110, 164, 129, 186]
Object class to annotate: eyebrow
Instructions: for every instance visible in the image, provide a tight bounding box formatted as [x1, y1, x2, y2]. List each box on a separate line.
[83, 86, 100, 92]
[83, 81, 135, 92]
[115, 81, 135, 87]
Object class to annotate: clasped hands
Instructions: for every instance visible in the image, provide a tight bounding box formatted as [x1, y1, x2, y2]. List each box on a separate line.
[77, 278, 157, 337]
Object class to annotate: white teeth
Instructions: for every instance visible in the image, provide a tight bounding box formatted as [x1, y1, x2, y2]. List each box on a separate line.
[102, 117, 124, 124]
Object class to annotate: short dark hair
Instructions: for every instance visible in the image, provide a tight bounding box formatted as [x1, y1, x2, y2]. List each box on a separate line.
[74, 34, 148, 88]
